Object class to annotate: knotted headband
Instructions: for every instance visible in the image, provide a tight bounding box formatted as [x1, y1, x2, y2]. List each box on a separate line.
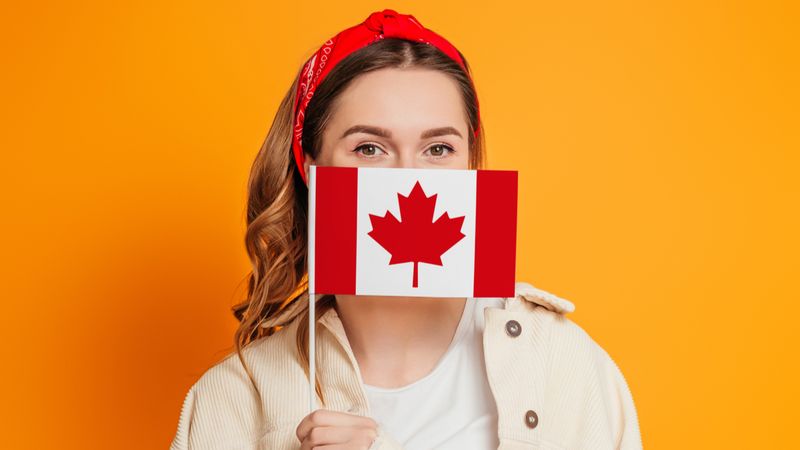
[291, 8, 481, 184]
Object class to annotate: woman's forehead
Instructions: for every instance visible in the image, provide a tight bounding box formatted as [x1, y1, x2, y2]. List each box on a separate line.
[328, 68, 469, 137]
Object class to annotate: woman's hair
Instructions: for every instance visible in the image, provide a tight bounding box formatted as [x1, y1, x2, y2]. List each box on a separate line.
[231, 37, 486, 405]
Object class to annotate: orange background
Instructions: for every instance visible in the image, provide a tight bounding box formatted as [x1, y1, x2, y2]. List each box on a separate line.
[1, 1, 797, 448]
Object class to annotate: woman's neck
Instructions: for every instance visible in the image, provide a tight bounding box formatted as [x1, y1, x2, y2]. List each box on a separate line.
[333, 295, 467, 389]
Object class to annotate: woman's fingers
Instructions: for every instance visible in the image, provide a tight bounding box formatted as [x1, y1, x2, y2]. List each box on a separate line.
[298, 425, 375, 449]
[295, 409, 378, 442]
[302, 445, 372, 450]
[305, 426, 351, 445]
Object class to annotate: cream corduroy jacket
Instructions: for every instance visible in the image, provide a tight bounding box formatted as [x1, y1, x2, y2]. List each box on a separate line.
[170, 282, 643, 449]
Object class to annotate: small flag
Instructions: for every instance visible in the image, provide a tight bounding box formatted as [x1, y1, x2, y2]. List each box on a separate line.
[308, 166, 517, 297]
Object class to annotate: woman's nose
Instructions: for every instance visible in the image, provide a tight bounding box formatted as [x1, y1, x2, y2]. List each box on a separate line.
[394, 151, 421, 169]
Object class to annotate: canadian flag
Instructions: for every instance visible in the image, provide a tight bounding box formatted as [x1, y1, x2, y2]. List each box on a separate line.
[308, 166, 517, 298]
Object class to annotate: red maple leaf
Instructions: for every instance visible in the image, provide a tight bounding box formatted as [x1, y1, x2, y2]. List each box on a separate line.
[367, 181, 466, 288]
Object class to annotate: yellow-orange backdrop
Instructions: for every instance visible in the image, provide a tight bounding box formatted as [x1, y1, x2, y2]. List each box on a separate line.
[1, 1, 797, 448]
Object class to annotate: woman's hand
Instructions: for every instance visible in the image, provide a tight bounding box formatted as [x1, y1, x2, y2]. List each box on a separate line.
[295, 408, 379, 450]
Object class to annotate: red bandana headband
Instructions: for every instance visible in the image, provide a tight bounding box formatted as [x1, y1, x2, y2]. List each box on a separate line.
[291, 8, 481, 184]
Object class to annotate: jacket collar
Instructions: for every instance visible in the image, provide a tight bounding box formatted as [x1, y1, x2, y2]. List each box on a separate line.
[511, 281, 576, 314]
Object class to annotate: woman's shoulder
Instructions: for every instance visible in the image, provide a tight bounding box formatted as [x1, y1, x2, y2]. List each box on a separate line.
[170, 352, 264, 449]
[512, 281, 599, 350]
[169, 323, 302, 450]
[510, 281, 643, 448]
[191, 318, 301, 390]
[512, 281, 628, 374]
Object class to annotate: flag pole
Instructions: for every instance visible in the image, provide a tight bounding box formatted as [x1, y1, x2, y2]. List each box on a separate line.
[307, 165, 317, 413]
[308, 287, 316, 413]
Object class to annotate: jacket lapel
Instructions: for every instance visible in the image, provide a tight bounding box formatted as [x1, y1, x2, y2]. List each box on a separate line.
[317, 306, 371, 414]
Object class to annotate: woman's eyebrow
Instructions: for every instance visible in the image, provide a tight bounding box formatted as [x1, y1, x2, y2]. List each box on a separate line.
[340, 125, 463, 140]
[420, 126, 462, 139]
[340, 125, 392, 140]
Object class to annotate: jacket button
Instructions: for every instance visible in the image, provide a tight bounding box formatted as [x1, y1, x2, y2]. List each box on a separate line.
[505, 319, 521, 337]
[525, 410, 539, 429]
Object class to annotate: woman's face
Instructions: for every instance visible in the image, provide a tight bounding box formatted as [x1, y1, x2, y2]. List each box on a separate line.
[303, 67, 470, 175]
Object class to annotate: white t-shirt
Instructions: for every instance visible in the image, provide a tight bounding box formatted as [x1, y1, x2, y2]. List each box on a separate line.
[364, 297, 504, 449]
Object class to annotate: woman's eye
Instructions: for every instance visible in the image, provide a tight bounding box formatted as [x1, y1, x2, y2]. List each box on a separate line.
[353, 143, 384, 157]
[426, 144, 455, 158]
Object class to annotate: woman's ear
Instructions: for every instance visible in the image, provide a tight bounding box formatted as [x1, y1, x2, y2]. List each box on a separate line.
[303, 153, 315, 185]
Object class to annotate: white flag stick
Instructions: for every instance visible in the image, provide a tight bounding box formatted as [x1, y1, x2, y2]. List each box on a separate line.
[308, 287, 316, 413]
[307, 165, 318, 413]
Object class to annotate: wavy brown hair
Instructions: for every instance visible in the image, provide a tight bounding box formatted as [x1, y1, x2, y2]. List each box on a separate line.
[231, 37, 486, 406]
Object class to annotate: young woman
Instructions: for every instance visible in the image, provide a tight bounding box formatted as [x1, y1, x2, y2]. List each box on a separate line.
[170, 9, 642, 450]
